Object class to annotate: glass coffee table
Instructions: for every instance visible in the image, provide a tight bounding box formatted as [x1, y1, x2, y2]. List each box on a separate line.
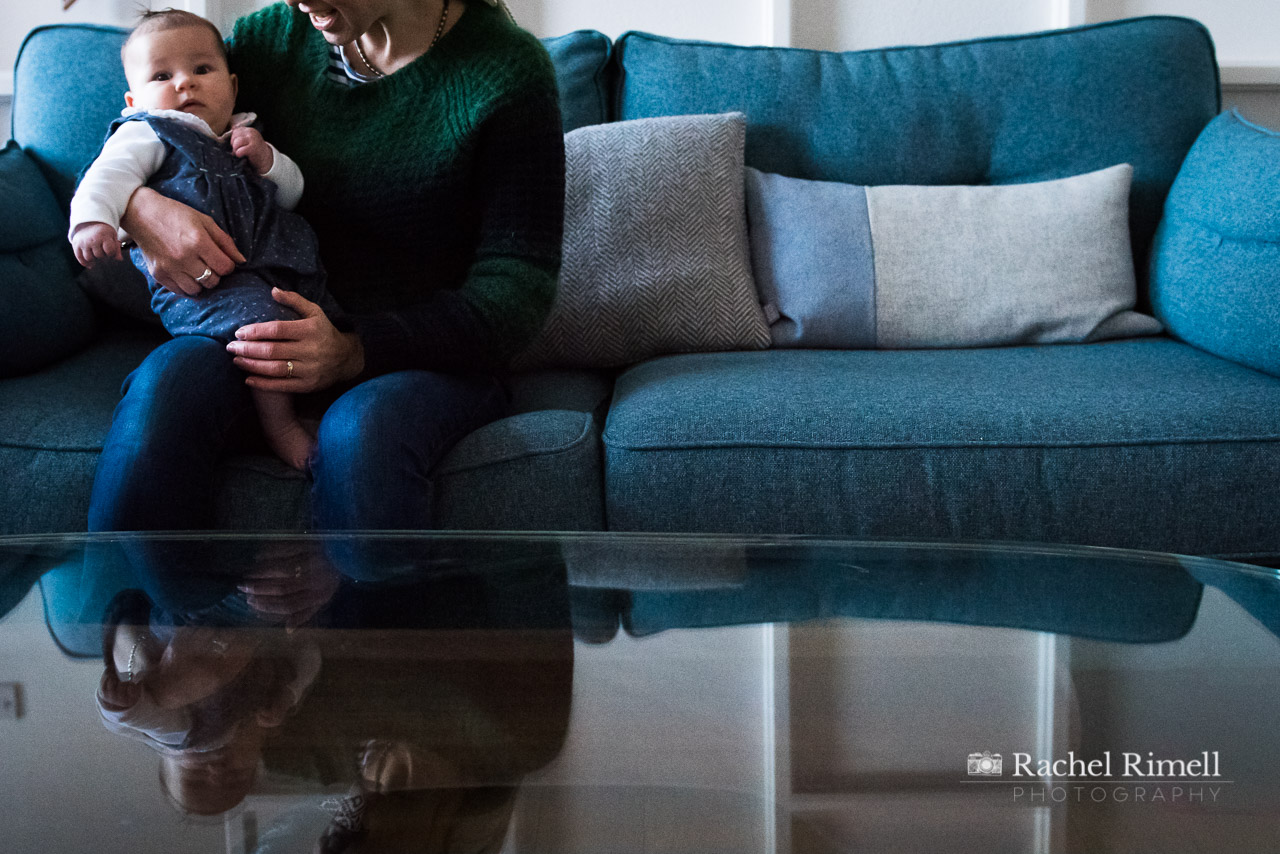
[2, 532, 1278, 853]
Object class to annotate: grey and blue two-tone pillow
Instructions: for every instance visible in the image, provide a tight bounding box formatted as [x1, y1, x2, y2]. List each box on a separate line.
[745, 164, 1161, 349]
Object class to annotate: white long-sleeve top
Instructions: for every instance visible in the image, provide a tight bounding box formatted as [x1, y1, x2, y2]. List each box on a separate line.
[68, 109, 304, 242]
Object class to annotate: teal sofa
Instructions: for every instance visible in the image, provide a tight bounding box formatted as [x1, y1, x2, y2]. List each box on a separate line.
[4, 16, 1280, 563]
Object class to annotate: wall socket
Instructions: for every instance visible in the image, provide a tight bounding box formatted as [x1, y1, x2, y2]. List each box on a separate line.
[0, 683, 21, 719]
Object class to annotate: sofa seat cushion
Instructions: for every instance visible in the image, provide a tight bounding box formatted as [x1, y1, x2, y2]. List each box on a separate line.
[1, 329, 610, 535]
[603, 341, 1280, 559]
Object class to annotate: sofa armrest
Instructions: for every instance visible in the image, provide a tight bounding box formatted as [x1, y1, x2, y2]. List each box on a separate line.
[0, 141, 95, 378]
[1150, 110, 1280, 376]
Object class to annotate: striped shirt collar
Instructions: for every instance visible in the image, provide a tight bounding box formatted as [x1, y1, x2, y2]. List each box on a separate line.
[326, 43, 377, 86]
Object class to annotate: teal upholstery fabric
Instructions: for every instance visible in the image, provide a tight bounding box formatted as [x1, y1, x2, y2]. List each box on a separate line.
[0, 142, 95, 376]
[0, 329, 158, 535]
[12, 25, 129, 207]
[0, 141, 67, 252]
[604, 342, 1280, 560]
[1150, 111, 1280, 377]
[0, 328, 609, 535]
[614, 17, 1219, 299]
[541, 30, 615, 131]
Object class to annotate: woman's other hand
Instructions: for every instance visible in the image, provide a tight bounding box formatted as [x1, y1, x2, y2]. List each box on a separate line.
[227, 289, 365, 393]
[121, 187, 246, 296]
[238, 541, 340, 630]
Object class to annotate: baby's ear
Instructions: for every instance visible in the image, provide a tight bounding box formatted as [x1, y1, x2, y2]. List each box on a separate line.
[124, 91, 136, 108]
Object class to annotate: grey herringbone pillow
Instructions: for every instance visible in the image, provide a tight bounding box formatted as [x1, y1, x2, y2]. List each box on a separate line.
[514, 112, 770, 369]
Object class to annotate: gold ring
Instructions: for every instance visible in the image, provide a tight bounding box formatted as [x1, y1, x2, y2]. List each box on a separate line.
[286, 360, 294, 378]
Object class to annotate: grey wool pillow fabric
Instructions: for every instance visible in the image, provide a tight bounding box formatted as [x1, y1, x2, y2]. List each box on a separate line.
[513, 112, 770, 369]
[745, 163, 1162, 349]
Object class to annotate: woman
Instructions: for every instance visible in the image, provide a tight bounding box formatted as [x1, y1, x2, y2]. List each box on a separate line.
[88, 0, 565, 534]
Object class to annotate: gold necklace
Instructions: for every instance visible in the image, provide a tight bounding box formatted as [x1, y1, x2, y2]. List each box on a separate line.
[353, 0, 449, 79]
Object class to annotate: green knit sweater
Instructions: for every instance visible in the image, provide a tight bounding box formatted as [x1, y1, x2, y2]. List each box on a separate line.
[228, 2, 564, 376]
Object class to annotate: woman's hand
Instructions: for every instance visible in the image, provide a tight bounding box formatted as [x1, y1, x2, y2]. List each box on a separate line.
[238, 542, 340, 630]
[227, 289, 365, 393]
[122, 187, 246, 296]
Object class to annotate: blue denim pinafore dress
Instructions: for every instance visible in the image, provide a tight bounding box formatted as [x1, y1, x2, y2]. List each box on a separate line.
[111, 113, 336, 342]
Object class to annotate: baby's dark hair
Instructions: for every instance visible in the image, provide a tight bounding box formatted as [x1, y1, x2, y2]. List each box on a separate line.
[121, 9, 229, 66]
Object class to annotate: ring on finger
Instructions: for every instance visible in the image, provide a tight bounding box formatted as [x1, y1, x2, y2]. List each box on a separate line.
[195, 268, 213, 284]
[286, 360, 295, 378]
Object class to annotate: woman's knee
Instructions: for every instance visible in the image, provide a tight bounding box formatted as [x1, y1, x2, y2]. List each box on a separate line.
[123, 336, 239, 400]
[117, 336, 248, 434]
[312, 372, 506, 481]
[123, 335, 243, 409]
[312, 379, 402, 479]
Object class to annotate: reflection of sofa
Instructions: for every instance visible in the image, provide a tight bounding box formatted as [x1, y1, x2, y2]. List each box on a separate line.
[3, 16, 1280, 562]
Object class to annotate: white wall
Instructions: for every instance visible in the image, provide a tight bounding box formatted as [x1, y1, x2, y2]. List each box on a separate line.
[0, 0, 259, 99]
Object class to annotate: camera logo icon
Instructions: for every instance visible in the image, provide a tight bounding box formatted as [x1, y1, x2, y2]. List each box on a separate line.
[968, 752, 1003, 776]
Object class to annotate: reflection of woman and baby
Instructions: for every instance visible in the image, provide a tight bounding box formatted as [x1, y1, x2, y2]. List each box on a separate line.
[94, 542, 573, 852]
[77, 0, 564, 532]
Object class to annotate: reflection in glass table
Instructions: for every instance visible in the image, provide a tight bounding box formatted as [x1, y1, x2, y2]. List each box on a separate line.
[2, 532, 1278, 853]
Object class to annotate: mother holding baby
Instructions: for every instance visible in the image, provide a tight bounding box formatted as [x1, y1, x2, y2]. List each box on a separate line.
[88, 0, 565, 534]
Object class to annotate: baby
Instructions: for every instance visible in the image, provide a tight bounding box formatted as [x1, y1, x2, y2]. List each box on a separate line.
[98, 589, 321, 816]
[70, 9, 334, 471]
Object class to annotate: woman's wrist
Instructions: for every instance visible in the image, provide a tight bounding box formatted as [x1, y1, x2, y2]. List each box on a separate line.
[340, 332, 366, 383]
[119, 186, 160, 238]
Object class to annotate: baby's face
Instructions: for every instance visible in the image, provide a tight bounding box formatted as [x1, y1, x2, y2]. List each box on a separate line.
[124, 25, 238, 135]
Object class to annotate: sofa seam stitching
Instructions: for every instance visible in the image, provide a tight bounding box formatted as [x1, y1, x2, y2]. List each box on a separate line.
[602, 436, 1280, 452]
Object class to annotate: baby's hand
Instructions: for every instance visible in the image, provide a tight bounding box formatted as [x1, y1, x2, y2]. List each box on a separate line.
[71, 222, 123, 268]
[230, 126, 274, 175]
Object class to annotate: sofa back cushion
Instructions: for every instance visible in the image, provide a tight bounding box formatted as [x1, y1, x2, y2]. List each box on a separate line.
[12, 25, 128, 208]
[12, 24, 614, 207]
[542, 29, 616, 132]
[614, 17, 1220, 296]
[0, 142, 95, 376]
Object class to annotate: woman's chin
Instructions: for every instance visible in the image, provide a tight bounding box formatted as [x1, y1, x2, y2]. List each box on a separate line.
[313, 25, 348, 44]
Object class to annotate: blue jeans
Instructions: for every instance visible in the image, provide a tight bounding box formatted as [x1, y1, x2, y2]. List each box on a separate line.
[87, 336, 508, 534]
